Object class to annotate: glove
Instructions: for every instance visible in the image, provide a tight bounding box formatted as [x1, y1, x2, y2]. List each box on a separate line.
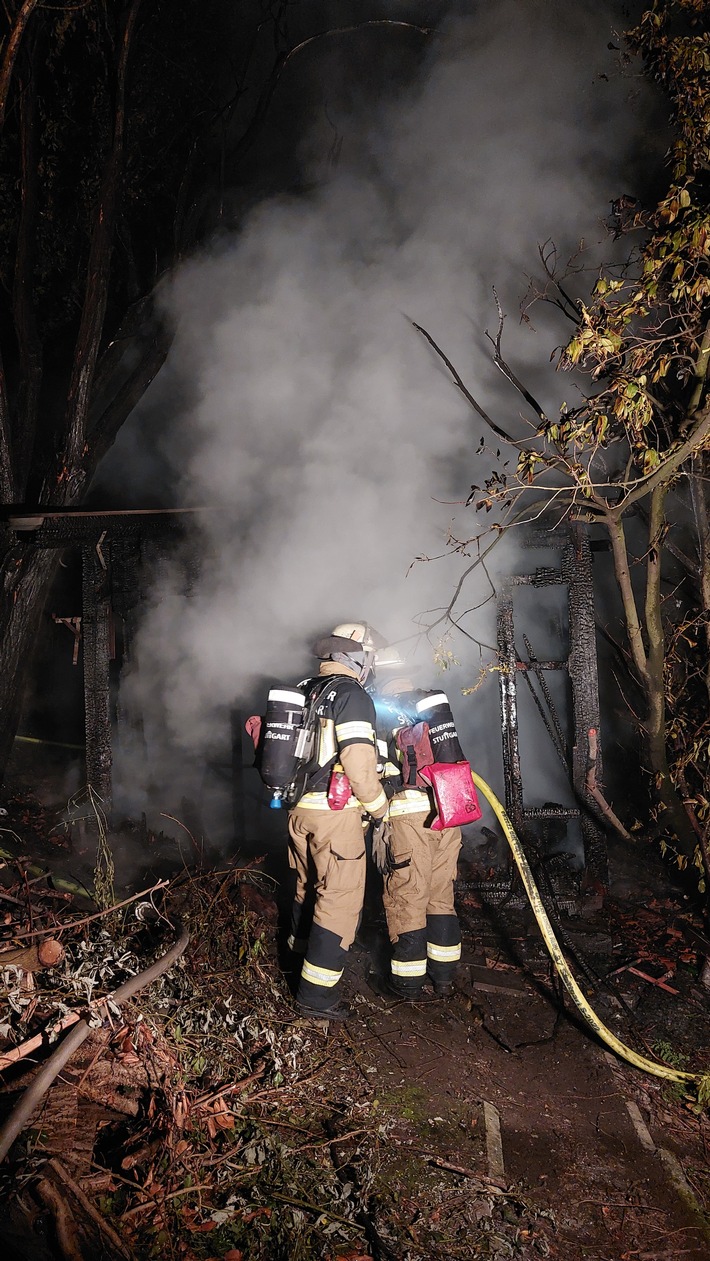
[371, 817, 394, 876]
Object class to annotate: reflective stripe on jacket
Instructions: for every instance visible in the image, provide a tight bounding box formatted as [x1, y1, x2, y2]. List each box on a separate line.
[387, 788, 431, 817]
[297, 663, 387, 817]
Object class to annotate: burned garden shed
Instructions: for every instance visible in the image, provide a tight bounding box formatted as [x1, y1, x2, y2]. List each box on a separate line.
[4, 509, 192, 810]
[5, 509, 610, 899]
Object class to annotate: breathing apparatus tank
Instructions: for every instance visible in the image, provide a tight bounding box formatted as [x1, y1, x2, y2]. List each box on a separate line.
[415, 691, 465, 764]
[259, 686, 307, 808]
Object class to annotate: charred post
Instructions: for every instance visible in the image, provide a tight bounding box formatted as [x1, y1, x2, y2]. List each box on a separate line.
[497, 587, 524, 832]
[564, 524, 608, 885]
[496, 524, 608, 892]
[81, 543, 113, 807]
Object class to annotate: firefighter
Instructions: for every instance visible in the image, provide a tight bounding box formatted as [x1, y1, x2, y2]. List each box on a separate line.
[374, 659, 464, 999]
[288, 622, 390, 1020]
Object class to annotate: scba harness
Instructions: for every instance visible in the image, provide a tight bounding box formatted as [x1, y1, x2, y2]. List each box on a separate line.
[248, 677, 333, 809]
[387, 691, 482, 829]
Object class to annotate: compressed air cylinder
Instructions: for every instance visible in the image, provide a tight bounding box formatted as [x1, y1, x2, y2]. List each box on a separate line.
[259, 686, 306, 790]
[415, 691, 465, 763]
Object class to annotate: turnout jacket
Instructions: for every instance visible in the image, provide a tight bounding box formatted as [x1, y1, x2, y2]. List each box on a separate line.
[295, 662, 388, 818]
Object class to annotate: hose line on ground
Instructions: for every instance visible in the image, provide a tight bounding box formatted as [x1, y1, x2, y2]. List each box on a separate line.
[471, 772, 710, 1101]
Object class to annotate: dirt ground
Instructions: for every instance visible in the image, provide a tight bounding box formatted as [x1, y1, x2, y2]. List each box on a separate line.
[0, 757, 709, 1260]
[339, 901, 710, 1260]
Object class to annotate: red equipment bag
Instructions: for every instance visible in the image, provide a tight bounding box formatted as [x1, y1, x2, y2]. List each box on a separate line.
[418, 761, 482, 831]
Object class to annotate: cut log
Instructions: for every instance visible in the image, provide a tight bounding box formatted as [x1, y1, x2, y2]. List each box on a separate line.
[0, 939, 65, 971]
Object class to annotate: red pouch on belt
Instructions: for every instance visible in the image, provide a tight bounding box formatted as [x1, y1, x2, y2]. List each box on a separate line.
[327, 770, 353, 811]
[418, 761, 482, 830]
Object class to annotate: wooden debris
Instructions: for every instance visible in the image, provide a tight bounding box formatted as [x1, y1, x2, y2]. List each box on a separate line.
[0, 938, 64, 971]
[623, 966, 680, 995]
[36, 1158, 134, 1261]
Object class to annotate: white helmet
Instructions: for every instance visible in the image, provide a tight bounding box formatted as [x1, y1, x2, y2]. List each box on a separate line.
[374, 645, 407, 670]
[313, 621, 386, 684]
[330, 622, 387, 652]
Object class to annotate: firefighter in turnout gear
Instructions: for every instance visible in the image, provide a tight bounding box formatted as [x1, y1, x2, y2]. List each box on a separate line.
[374, 659, 464, 999]
[288, 623, 390, 1020]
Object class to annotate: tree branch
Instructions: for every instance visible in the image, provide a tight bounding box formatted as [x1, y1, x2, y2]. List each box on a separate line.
[90, 292, 156, 402]
[612, 399, 710, 517]
[411, 321, 521, 445]
[12, 41, 42, 495]
[60, 0, 143, 489]
[228, 20, 433, 173]
[486, 287, 550, 423]
[89, 323, 173, 466]
[0, 0, 40, 132]
[606, 512, 648, 685]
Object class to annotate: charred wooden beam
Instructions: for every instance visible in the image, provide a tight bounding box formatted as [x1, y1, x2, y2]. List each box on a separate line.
[497, 588, 524, 832]
[496, 524, 608, 887]
[565, 524, 608, 885]
[81, 544, 112, 807]
[4, 508, 189, 548]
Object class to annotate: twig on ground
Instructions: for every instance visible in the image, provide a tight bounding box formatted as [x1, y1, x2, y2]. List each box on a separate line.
[8, 881, 170, 941]
[120, 1183, 213, 1219]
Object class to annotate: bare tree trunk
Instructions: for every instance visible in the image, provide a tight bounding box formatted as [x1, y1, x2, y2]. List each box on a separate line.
[59, 0, 142, 486]
[643, 487, 676, 829]
[0, 0, 40, 131]
[689, 452, 710, 705]
[12, 38, 42, 495]
[0, 3, 144, 787]
[607, 497, 697, 856]
[0, 348, 16, 502]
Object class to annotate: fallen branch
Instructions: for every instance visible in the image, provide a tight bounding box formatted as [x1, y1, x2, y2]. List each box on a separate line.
[35, 1174, 83, 1261]
[0, 1009, 86, 1072]
[585, 727, 634, 842]
[44, 1157, 133, 1259]
[194, 1062, 267, 1108]
[426, 1154, 505, 1191]
[0, 939, 64, 970]
[120, 1182, 214, 1219]
[624, 966, 679, 995]
[269, 1191, 358, 1228]
[7, 880, 169, 941]
[0, 922, 190, 1161]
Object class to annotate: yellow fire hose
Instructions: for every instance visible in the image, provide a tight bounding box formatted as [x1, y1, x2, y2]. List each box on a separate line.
[472, 772, 710, 1103]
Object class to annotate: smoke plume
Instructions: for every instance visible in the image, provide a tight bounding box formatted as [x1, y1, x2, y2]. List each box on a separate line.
[103, 0, 652, 831]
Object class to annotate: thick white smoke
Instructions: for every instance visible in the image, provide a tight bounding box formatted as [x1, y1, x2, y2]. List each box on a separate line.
[107, 1, 651, 829]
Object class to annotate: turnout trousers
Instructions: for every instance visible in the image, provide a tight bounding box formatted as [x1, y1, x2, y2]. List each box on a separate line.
[382, 809, 462, 993]
[287, 806, 367, 1011]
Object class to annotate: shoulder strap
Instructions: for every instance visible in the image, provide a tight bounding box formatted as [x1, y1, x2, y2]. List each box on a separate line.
[305, 675, 339, 708]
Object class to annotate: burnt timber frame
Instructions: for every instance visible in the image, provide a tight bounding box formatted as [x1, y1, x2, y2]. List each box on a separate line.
[5, 510, 188, 809]
[497, 523, 608, 885]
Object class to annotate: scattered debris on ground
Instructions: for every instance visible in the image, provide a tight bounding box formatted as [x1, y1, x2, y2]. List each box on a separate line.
[0, 790, 708, 1260]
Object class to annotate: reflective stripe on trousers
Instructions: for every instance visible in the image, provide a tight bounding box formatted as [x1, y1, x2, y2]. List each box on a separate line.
[390, 927, 427, 991]
[426, 913, 461, 984]
[390, 917, 461, 989]
[296, 923, 346, 1010]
